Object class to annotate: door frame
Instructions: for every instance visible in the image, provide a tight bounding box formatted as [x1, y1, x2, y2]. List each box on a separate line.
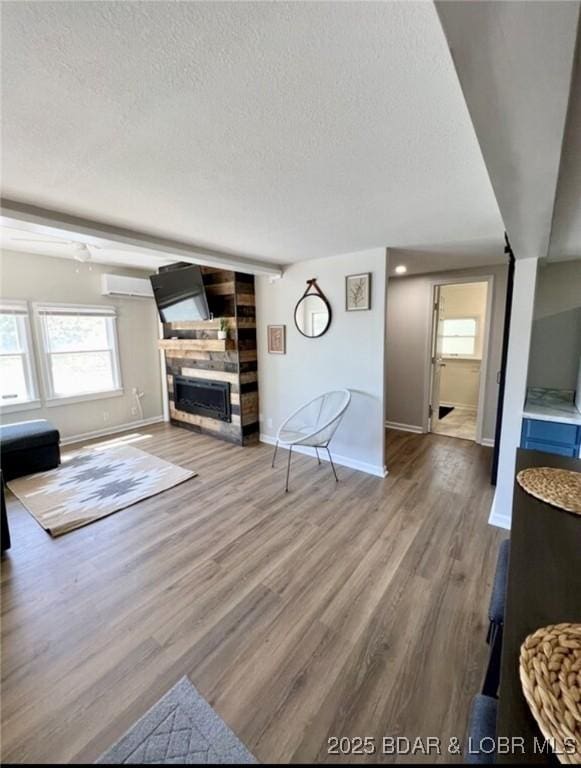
[491, 243, 515, 483]
[423, 274, 495, 444]
[427, 284, 442, 434]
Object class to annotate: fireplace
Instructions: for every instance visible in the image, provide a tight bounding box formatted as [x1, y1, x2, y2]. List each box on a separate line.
[174, 376, 231, 422]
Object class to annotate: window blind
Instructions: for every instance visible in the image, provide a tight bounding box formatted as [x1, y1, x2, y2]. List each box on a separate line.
[0, 300, 28, 315]
[35, 304, 116, 318]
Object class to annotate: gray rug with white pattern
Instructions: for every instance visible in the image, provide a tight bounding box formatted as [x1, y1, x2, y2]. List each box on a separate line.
[8, 444, 196, 537]
[98, 677, 256, 764]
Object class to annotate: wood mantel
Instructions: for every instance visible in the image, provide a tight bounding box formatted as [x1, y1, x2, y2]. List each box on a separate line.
[159, 338, 237, 353]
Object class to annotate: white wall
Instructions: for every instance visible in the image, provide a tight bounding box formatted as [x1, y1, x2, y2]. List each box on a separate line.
[527, 260, 581, 391]
[440, 360, 482, 409]
[489, 257, 538, 530]
[386, 264, 507, 441]
[256, 248, 387, 477]
[0, 249, 163, 440]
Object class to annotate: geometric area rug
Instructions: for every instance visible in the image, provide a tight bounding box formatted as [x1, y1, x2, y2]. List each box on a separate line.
[7, 444, 196, 538]
[97, 677, 256, 764]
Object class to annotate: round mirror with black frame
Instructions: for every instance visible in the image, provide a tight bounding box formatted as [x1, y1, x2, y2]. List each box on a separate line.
[294, 278, 332, 338]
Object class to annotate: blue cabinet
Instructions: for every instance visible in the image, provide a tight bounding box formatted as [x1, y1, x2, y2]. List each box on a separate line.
[521, 418, 581, 457]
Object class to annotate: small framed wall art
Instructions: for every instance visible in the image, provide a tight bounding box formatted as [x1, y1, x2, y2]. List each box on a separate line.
[346, 272, 371, 311]
[267, 324, 286, 354]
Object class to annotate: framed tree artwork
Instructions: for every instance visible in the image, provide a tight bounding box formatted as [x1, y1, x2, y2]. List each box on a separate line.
[267, 324, 286, 354]
[346, 272, 371, 311]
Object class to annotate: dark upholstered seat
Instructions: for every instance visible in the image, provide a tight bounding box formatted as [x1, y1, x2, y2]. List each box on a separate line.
[482, 539, 510, 698]
[1, 471, 10, 552]
[488, 539, 510, 626]
[0, 419, 60, 481]
[465, 694, 498, 764]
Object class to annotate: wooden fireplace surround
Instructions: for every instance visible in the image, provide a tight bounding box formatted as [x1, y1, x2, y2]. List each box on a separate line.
[158, 266, 258, 445]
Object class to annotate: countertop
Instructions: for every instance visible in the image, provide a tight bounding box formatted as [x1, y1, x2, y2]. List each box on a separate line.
[523, 387, 581, 426]
[523, 400, 581, 426]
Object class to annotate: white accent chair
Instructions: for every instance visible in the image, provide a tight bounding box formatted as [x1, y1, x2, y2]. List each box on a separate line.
[271, 389, 351, 492]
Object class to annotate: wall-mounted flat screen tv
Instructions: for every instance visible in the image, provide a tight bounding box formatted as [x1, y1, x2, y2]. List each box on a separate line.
[150, 264, 211, 323]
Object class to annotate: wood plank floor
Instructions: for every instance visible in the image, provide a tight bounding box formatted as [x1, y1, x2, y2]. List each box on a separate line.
[1, 424, 503, 764]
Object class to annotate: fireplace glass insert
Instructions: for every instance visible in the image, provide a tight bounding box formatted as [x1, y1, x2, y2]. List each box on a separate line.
[174, 376, 231, 422]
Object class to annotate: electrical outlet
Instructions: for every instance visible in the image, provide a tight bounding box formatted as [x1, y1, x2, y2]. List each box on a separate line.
[103, 411, 110, 422]
[131, 406, 138, 416]
[267, 417, 273, 429]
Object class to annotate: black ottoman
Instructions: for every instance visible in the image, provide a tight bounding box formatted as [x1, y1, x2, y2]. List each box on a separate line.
[0, 419, 61, 481]
[1, 471, 10, 551]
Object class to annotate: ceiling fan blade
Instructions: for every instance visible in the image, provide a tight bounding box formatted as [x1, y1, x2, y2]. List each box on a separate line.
[10, 237, 142, 254]
[87, 243, 142, 254]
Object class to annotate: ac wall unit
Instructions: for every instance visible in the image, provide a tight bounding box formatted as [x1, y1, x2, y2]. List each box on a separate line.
[101, 274, 154, 299]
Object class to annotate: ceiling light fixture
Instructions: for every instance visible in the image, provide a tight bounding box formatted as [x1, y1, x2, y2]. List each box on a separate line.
[395, 265, 407, 275]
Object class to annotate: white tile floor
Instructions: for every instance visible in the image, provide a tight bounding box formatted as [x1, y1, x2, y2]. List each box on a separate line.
[432, 406, 477, 441]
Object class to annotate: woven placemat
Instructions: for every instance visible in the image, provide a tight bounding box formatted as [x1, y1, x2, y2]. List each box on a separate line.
[517, 468, 581, 515]
[519, 623, 581, 764]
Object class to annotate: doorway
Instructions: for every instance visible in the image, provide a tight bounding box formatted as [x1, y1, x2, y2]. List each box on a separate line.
[428, 279, 492, 442]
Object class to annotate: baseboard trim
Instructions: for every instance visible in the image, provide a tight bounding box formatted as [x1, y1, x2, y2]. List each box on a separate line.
[480, 438, 495, 448]
[385, 421, 424, 434]
[439, 402, 477, 413]
[259, 434, 388, 478]
[488, 490, 511, 530]
[61, 416, 165, 446]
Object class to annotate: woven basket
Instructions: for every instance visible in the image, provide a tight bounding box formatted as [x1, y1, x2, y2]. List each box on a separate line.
[519, 623, 581, 764]
[517, 468, 581, 515]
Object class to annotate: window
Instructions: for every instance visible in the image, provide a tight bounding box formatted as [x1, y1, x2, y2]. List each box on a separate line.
[441, 317, 478, 357]
[0, 301, 38, 409]
[36, 304, 122, 401]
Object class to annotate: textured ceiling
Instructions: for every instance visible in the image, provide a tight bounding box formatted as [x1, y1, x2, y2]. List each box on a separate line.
[437, 0, 580, 262]
[1, 1, 503, 265]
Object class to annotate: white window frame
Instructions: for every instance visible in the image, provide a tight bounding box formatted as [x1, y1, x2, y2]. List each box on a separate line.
[440, 315, 481, 359]
[0, 300, 41, 413]
[34, 303, 123, 405]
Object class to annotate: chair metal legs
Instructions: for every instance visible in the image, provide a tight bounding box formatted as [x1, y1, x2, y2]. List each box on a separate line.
[285, 445, 293, 493]
[325, 446, 339, 482]
[272, 439, 293, 493]
[275, 443, 338, 493]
